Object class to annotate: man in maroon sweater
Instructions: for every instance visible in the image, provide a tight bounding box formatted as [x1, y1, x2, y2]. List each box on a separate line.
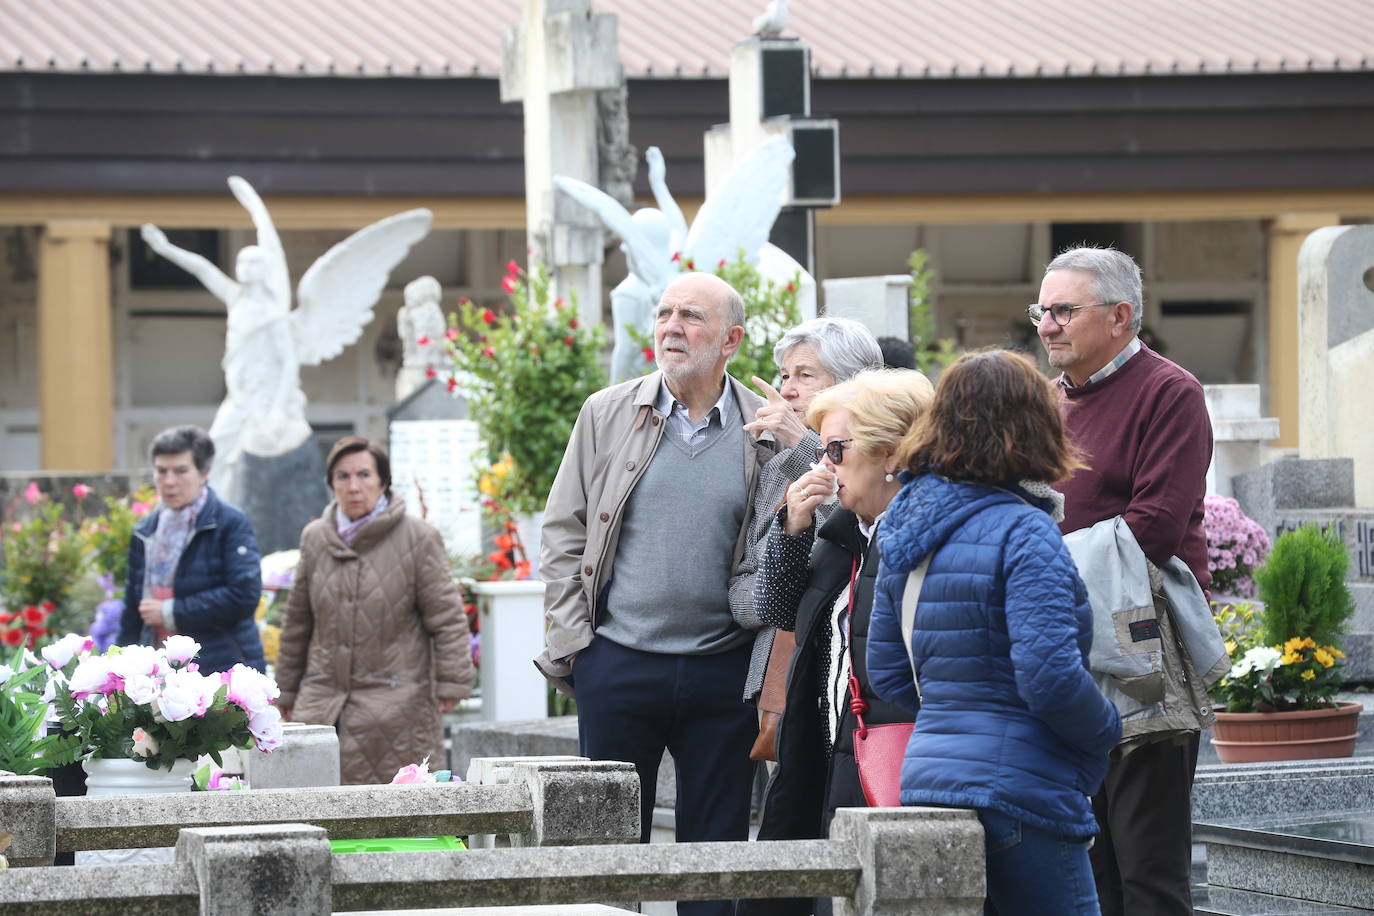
[1034, 246, 1213, 916]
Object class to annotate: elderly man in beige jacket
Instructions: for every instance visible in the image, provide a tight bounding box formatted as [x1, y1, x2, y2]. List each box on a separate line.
[536, 272, 777, 914]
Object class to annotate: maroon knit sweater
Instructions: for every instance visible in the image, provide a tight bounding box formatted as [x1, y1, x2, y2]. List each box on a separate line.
[1056, 344, 1214, 591]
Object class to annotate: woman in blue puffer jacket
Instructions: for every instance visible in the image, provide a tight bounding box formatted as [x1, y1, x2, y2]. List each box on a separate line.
[868, 349, 1121, 916]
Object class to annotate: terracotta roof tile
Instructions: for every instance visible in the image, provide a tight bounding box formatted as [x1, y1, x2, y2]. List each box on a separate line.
[1, 0, 1369, 79]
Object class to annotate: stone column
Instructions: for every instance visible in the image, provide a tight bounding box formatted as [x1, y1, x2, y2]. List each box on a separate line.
[829, 806, 985, 916]
[470, 579, 550, 722]
[0, 774, 56, 867]
[176, 823, 332, 915]
[1266, 213, 1339, 450]
[38, 219, 114, 471]
[1204, 384, 1281, 497]
[242, 722, 342, 790]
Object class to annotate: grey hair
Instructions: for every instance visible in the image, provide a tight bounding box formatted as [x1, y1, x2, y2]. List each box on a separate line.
[150, 425, 215, 474]
[1045, 246, 1143, 332]
[722, 285, 745, 331]
[773, 316, 884, 382]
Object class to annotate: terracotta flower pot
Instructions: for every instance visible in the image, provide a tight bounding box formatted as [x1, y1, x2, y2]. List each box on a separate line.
[1211, 701, 1362, 763]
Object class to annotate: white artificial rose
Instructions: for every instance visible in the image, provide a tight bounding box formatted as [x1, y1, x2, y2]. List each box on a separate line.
[110, 644, 163, 682]
[123, 673, 161, 706]
[162, 635, 202, 667]
[40, 633, 93, 669]
[222, 664, 280, 715]
[248, 705, 283, 752]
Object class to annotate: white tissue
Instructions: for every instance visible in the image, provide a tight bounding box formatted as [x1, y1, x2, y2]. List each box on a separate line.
[810, 461, 840, 505]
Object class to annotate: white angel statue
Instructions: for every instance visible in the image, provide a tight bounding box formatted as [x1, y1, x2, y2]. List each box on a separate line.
[554, 136, 814, 382]
[141, 176, 432, 498]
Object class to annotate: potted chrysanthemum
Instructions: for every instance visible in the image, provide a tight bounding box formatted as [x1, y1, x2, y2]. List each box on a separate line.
[1210, 523, 1358, 762]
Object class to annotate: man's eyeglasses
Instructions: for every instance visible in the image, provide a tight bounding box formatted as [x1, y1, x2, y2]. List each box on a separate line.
[816, 439, 855, 464]
[1026, 302, 1115, 327]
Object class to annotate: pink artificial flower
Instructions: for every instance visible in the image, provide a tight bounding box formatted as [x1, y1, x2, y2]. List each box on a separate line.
[445, 327, 459, 342]
[501, 275, 518, 294]
[67, 656, 120, 700]
[23, 481, 40, 504]
[73, 483, 92, 499]
[201, 769, 245, 791]
[131, 501, 153, 517]
[505, 259, 520, 275]
[391, 758, 436, 784]
[156, 669, 213, 721]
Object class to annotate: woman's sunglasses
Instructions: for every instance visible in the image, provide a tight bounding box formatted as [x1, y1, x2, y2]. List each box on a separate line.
[815, 439, 855, 464]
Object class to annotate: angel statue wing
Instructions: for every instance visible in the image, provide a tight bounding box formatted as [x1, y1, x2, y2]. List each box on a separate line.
[227, 176, 292, 312]
[292, 209, 433, 367]
[683, 136, 795, 272]
[553, 175, 678, 296]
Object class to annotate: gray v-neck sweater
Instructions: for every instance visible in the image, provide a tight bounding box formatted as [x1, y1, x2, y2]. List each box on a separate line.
[598, 401, 750, 655]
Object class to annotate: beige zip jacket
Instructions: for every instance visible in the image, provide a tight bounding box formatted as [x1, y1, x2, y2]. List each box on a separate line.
[535, 370, 778, 694]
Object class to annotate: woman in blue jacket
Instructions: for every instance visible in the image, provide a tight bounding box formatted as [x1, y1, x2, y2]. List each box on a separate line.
[867, 350, 1121, 916]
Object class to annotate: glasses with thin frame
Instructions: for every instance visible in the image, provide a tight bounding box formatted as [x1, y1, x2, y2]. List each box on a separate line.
[1026, 302, 1115, 327]
[815, 439, 855, 465]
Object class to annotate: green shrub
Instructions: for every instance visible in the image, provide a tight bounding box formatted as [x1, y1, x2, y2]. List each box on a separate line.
[1255, 523, 1354, 647]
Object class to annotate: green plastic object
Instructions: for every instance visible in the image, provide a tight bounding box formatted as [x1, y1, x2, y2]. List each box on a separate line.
[330, 835, 466, 854]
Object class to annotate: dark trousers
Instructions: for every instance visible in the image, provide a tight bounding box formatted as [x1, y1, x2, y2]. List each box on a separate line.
[1090, 734, 1200, 916]
[575, 634, 757, 916]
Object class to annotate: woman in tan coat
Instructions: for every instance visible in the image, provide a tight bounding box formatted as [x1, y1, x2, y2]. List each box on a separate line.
[276, 437, 474, 785]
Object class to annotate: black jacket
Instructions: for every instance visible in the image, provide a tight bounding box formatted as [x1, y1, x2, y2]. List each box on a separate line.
[118, 487, 266, 674]
[757, 508, 913, 841]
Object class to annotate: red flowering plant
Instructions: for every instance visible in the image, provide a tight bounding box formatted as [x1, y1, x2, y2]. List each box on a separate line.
[626, 253, 802, 393]
[441, 260, 607, 517]
[0, 483, 88, 642]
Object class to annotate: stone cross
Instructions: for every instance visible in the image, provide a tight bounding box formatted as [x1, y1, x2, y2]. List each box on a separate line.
[501, 0, 623, 320]
[704, 34, 840, 277]
[1299, 225, 1374, 507]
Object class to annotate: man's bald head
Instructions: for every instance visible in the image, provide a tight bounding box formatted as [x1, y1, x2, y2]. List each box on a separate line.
[661, 272, 745, 330]
[653, 272, 747, 385]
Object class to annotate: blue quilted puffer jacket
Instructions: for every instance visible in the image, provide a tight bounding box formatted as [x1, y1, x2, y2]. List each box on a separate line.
[868, 472, 1121, 838]
[118, 487, 265, 675]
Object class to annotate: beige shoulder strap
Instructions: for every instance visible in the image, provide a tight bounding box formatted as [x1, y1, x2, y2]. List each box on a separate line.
[899, 557, 931, 699]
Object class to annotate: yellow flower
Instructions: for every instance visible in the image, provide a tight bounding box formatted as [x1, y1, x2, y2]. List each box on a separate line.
[1314, 649, 1335, 668]
[1329, 646, 1346, 659]
[1224, 640, 1237, 656]
[1280, 651, 1301, 666]
[1283, 637, 1305, 653]
[1301, 637, 1317, 649]
[1301, 668, 1317, 680]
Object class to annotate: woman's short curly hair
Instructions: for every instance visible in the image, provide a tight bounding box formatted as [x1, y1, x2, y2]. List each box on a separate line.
[896, 348, 1083, 484]
[806, 368, 934, 462]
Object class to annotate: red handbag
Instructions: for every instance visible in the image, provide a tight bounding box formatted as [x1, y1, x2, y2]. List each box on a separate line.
[848, 555, 926, 807]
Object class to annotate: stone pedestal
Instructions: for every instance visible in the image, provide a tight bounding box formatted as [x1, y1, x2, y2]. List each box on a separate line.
[822, 276, 910, 341]
[470, 580, 550, 722]
[244, 722, 341, 790]
[231, 437, 331, 554]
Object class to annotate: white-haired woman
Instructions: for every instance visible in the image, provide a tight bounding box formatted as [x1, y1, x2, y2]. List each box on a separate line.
[738, 317, 883, 731]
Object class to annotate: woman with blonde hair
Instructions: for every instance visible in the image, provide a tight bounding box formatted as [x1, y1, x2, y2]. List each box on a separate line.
[868, 349, 1120, 916]
[742, 368, 933, 916]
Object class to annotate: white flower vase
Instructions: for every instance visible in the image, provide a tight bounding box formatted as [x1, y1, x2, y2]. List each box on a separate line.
[75, 757, 196, 866]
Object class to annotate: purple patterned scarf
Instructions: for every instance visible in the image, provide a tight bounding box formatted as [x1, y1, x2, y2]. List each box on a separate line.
[336, 493, 389, 546]
[147, 487, 209, 592]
